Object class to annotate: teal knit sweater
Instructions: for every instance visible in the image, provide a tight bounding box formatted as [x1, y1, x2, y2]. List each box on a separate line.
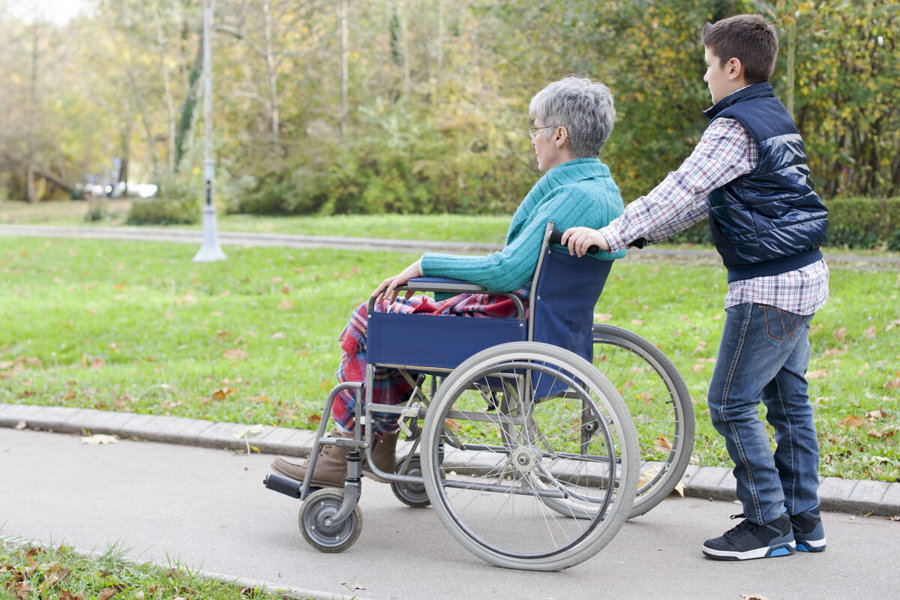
[420, 158, 626, 291]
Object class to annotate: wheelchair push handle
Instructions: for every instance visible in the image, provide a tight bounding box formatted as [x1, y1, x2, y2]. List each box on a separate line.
[548, 228, 599, 255]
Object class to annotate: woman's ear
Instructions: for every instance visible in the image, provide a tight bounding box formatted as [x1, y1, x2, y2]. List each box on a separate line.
[554, 125, 569, 149]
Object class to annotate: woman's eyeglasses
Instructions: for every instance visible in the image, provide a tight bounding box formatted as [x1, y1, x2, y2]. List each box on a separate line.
[528, 125, 559, 140]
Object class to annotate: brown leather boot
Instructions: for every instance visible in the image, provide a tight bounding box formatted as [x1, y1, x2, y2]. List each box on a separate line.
[271, 429, 350, 487]
[362, 431, 398, 483]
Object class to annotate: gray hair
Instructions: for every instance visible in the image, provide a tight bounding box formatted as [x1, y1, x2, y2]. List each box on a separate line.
[528, 76, 616, 158]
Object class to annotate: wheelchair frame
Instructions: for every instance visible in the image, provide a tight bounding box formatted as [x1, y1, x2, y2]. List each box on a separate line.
[264, 222, 694, 570]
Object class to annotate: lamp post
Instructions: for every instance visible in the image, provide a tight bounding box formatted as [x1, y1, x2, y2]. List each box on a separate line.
[193, 0, 226, 262]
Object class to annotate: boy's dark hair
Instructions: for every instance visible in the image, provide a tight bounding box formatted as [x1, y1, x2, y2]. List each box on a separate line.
[702, 14, 778, 83]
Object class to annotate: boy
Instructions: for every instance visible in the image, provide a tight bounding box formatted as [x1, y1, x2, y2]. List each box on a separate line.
[562, 14, 829, 560]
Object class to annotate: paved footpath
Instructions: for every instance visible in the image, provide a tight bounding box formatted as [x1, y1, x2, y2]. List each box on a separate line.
[1, 405, 898, 600]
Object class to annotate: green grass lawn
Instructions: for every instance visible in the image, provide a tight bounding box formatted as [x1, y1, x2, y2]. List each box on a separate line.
[0, 540, 302, 600]
[0, 227, 897, 483]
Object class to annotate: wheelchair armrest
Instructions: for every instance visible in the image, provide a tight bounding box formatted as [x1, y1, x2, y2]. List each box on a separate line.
[401, 276, 488, 294]
[367, 277, 526, 319]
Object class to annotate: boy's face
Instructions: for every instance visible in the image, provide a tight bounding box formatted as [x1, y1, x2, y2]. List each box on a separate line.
[704, 46, 741, 105]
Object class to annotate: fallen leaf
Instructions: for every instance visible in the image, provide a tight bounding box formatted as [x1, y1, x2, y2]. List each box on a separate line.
[234, 425, 266, 440]
[807, 369, 829, 379]
[593, 312, 613, 323]
[81, 434, 119, 445]
[653, 436, 673, 451]
[866, 410, 886, 420]
[867, 429, 883, 438]
[223, 348, 248, 360]
[884, 378, 900, 390]
[822, 346, 846, 358]
[832, 327, 846, 342]
[235, 425, 266, 454]
[13, 580, 32, 599]
[98, 588, 123, 600]
[278, 300, 294, 310]
[694, 341, 707, 353]
[14, 420, 26, 430]
[270, 332, 286, 339]
[863, 326, 877, 339]
[342, 582, 366, 591]
[740, 594, 770, 600]
[838, 415, 866, 429]
[211, 387, 237, 400]
[672, 480, 686, 497]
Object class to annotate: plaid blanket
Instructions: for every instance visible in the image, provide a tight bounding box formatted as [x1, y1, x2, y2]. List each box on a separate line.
[332, 289, 528, 438]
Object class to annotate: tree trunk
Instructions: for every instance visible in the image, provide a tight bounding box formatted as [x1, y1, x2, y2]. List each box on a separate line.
[120, 117, 131, 196]
[396, 0, 410, 103]
[339, 0, 349, 140]
[436, 0, 444, 90]
[263, 0, 280, 146]
[154, 1, 177, 175]
[174, 37, 204, 173]
[26, 21, 39, 203]
[785, 12, 797, 120]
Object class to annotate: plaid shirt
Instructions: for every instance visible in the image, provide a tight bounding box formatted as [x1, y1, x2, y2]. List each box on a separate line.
[601, 117, 829, 314]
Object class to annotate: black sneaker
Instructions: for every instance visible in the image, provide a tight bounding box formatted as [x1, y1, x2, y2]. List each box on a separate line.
[702, 513, 796, 561]
[791, 506, 826, 552]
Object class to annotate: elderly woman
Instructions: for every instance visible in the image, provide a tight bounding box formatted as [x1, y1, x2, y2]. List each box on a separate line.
[272, 75, 626, 487]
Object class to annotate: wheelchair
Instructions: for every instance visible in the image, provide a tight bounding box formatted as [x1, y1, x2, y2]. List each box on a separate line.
[264, 222, 693, 571]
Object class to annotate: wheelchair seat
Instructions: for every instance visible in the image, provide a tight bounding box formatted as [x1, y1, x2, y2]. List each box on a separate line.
[366, 222, 613, 371]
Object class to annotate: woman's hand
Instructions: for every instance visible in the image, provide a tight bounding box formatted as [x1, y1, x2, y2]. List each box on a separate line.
[560, 227, 610, 257]
[373, 259, 423, 304]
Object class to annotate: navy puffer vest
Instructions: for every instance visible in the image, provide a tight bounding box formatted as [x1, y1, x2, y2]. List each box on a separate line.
[704, 82, 828, 282]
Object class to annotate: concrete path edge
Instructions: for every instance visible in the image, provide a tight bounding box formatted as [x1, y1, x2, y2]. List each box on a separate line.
[2, 402, 898, 517]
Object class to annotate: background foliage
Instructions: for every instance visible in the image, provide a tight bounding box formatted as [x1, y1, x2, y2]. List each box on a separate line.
[0, 0, 897, 216]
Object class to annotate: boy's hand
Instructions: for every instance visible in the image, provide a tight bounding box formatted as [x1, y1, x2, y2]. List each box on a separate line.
[373, 259, 423, 304]
[561, 227, 610, 257]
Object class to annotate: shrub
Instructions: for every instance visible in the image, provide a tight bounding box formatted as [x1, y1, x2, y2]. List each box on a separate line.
[126, 197, 199, 225]
[126, 174, 203, 225]
[824, 196, 899, 251]
[652, 196, 899, 251]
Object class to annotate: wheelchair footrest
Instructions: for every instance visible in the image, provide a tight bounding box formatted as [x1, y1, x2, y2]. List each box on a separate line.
[263, 472, 303, 498]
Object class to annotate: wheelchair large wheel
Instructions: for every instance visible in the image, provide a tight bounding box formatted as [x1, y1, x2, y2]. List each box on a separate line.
[299, 488, 362, 553]
[420, 341, 638, 571]
[593, 324, 694, 518]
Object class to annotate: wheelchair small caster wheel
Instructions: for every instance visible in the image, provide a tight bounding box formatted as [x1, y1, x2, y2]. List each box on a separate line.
[298, 488, 362, 553]
[391, 456, 430, 508]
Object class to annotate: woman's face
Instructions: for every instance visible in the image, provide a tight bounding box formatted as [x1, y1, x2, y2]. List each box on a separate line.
[531, 119, 565, 172]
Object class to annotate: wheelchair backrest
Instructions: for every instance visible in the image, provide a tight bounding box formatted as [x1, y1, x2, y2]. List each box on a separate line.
[528, 223, 612, 362]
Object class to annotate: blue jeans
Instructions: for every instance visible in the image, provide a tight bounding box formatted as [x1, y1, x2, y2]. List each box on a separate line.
[708, 303, 820, 525]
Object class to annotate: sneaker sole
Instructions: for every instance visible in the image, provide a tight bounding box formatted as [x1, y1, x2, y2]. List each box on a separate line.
[796, 537, 826, 552]
[702, 541, 796, 561]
